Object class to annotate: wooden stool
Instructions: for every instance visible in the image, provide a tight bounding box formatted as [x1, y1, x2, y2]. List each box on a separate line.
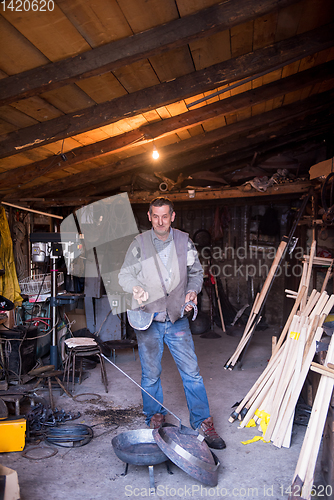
[64, 338, 108, 394]
[30, 366, 72, 410]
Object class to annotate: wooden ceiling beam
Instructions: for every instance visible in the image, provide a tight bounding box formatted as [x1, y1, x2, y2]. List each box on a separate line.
[18, 135, 328, 206]
[127, 180, 313, 204]
[16, 178, 314, 208]
[7, 91, 333, 201]
[0, 0, 300, 106]
[18, 101, 334, 201]
[0, 129, 145, 189]
[0, 24, 333, 159]
[193, 127, 332, 178]
[68, 112, 334, 199]
[1, 60, 332, 190]
[32, 180, 313, 207]
[139, 133, 327, 191]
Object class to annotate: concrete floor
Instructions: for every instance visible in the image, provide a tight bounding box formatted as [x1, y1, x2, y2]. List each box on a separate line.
[0, 324, 327, 500]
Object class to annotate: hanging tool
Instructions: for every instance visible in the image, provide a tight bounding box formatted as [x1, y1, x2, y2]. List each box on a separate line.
[231, 303, 249, 326]
[210, 273, 225, 332]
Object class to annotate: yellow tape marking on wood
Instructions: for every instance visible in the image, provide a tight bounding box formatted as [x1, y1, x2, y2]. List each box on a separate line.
[241, 410, 271, 444]
[241, 435, 270, 445]
[290, 331, 300, 340]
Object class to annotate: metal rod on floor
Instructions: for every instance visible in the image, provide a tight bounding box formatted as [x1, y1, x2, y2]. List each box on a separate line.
[101, 353, 182, 426]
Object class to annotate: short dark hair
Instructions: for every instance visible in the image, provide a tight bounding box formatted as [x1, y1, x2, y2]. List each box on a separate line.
[149, 197, 174, 215]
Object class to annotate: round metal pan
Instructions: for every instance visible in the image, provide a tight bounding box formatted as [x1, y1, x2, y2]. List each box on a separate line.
[153, 425, 220, 486]
[112, 428, 168, 466]
[103, 354, 221, 485]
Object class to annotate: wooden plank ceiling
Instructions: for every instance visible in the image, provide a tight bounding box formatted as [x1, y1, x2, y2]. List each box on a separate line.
[0, 0, 333, 211]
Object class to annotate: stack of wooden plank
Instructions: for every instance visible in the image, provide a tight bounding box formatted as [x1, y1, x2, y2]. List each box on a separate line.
[228, 241, 334, 431]
[227, 241, 334, 499]
[230, 290, 334, 449]
[224, 237, 333, 370]
[321, 403, 334, 500]
[289, 334, 334, 500]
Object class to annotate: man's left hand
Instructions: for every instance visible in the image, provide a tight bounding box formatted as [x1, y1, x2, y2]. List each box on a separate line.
[184, 291, 197, 312]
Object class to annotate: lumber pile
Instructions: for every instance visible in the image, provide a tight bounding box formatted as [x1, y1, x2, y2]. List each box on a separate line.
[227, 238, 334, 499]
[228, 242, 334, 448]
[230, 289, 334, 448]
[289, 335, 334, 500]
[303, 253, 333, 295]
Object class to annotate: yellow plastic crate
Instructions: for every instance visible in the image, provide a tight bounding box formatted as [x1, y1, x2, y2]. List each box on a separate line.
[0, 418, 26, 452]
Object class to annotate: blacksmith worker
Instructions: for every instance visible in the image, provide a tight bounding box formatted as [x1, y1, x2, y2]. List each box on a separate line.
[118, 196, 225, 450]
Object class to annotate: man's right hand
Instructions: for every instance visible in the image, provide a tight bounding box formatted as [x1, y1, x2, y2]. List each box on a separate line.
[132, 286, 149, 305]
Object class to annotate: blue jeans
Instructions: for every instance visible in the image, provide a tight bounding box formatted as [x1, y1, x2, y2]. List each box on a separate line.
[135, 317, 211, 429]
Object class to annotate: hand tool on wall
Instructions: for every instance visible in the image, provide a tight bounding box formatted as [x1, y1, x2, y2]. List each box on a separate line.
[201, 275, 221, 338]
[231, 303, 249, 327]
[211, 273, 225, 332]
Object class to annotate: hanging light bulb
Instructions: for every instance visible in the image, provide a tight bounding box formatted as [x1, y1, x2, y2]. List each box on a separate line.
[152, 145, 159, 159]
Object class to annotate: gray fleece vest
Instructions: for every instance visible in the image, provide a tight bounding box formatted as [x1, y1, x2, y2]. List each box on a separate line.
[133, 228, 188, 324]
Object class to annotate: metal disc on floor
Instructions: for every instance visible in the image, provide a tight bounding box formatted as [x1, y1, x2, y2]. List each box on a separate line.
[153, 425, 220, 486]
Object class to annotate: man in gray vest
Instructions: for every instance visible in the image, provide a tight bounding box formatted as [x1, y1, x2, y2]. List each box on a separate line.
[118, 197, 225, 449]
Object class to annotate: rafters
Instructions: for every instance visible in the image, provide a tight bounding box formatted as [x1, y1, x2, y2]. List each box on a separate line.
[0, 0, 300, 106]
[0, 0, 333, 208]
[5, 90, 333, 202]
[0, 23, 333, 160]
[0, 60, 332, 191]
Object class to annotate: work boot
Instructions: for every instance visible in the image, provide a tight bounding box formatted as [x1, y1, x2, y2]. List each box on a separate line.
[200, 417, 226, 449]
[150, 413, 165, 429]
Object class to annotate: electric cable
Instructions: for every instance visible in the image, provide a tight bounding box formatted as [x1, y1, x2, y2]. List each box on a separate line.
[72, 393, 101, 403]
[44, 423, 94, 447]
[22, 445, 58, 460]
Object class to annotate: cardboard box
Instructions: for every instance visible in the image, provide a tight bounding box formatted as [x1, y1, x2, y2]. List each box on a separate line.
[0, 464, 20, 500]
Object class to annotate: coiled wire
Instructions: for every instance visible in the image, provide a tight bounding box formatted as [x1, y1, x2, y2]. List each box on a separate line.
[45, 423, 93, 447]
